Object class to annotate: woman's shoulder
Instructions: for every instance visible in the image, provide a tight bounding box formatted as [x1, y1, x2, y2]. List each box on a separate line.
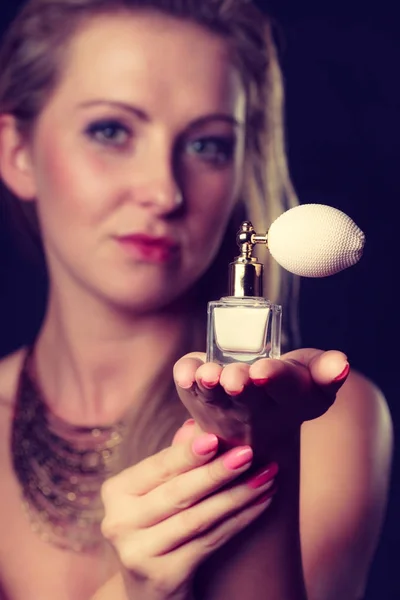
[303, 366, 392, 441]
[0, 348, 26, 475]
[326, 368, 391, 438]
[302, 368, 393, 496]
[0, 347, 26, 411]
[300, 369, 393, 598]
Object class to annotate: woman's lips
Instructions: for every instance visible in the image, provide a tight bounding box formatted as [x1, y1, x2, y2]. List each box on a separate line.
[116, 234, 179, 263]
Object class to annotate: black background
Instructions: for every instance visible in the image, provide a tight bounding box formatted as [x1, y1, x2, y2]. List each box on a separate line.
[0, 1, 398, 598]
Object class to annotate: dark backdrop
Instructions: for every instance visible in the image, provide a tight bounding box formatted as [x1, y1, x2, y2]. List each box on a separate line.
[0, 1, 398, 598]
[267, 4, 399, 599]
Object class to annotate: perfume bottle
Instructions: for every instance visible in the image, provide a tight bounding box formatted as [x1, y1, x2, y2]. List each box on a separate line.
[206, 221, 282, 366]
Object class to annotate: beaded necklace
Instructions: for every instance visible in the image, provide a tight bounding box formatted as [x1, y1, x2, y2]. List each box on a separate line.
[11, 348, 126, 553]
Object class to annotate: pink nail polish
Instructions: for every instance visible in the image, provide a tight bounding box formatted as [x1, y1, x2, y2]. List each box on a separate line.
[225, 386, 244, 396]
[247, 463, 279, 489]
[252, 378, 269, 387]
[200, 379, 219, 390]
[253, 488, 276, 506]
[192, 434, 218, 456]
[333, 363, 350, 382]
[223, 447, 253, 470]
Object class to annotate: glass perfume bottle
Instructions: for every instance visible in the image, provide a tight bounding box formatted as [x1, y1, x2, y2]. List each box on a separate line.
[206, 221, 282, 366]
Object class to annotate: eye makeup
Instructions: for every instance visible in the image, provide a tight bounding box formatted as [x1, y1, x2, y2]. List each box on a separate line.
[84, 119, 133, 149]
[185, 135, 236, 166]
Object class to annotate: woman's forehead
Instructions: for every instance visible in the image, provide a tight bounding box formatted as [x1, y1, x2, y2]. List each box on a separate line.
[49, 11, 246, 119]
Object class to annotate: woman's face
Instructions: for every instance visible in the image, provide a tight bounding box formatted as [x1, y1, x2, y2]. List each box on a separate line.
[23, 11, 246, 312]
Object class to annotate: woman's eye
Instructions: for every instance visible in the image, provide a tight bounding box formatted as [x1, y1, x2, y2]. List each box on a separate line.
[186, 137, 235, 165]
[85, 120, 132, 147]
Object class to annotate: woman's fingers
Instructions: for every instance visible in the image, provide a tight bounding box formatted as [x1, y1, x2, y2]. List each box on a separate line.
[175, 348, 349, 400]
[171, 419, 198, 446]
[248, 348, 350, 420]
[139, 445, 254, 527]
[147, 463, 277, 555]
[218, 362, 251, 396]
[175, 357, 252, 406]
[104, 455, 277, 581]
[195, 362, 223, 393]
[108, 483, 275, 592]
[279, 348, 349, 393]
[100, 391, 282, 593]
[301, 348, 349, 388]
[174, 355, 228, 402]
[173, 354, 206, 389]
[174, 487, 274, 572]
[102, 441, 277, 582]
[173, 348, 350, 433]
[175, 356, 252, 397]
[103, 430, 219, 497]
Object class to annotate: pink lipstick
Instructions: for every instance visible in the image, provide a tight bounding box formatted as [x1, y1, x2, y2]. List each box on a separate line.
[116, 234, 179, 263]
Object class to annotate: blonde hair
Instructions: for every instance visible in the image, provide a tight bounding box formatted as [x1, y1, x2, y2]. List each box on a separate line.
[0, 0, 300, 458]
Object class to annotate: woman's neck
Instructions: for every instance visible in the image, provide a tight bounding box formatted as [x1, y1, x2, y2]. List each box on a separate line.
[33, 286, 188, 427]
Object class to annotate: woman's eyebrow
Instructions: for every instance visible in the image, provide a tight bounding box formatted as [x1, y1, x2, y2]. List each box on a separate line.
[188, 114, 244, 129]
[76, 99, 150, 121]
[76, 100, 244, 129]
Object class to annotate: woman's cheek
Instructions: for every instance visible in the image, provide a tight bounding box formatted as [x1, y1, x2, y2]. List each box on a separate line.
[35, 142, 110, 228]
[189, 168, 238, 214]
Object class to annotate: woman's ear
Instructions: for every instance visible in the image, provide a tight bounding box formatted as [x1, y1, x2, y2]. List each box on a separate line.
[0, 114, 37, 201]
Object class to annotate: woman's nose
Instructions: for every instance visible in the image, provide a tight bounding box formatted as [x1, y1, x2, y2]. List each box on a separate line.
[137, 181, 183, 214]
[131, 149, 183, 216]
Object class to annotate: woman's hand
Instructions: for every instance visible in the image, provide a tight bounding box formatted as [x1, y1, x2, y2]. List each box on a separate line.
[101, 423, 277, 600]
[173, 348, 350, 460]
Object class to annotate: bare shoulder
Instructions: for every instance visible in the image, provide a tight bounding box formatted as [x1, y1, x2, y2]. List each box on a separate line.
[0, 347, 26, 416]
[300, 369, 393, 599]
[317, 368, 391, 432]
[0, 347, 26, 500]
[302, 368, 393, 477]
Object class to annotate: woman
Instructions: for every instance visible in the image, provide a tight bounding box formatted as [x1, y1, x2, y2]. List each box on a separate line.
[0, 1, 393, 599]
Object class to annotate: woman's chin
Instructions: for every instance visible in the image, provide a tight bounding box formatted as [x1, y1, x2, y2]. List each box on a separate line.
[101, 280, 192, 316]
[81, 261, 209, 316]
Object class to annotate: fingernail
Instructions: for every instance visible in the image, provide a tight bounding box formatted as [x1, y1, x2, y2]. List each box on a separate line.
[176, 379, 194, 390]
[192, 433, 218, 456]
[333, 362, 350, 382]
[183, 418, 195, 427]
[225, 385, 244, 396]
[200, 379, 219, 390]
[251, 378, 269, 387]
[223, 447, 253, 470]
[246, 463, 279, 489]
[253, 489, 276, 506]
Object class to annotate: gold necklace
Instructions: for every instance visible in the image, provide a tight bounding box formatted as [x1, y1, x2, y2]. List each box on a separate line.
[11, 348, 127, 553]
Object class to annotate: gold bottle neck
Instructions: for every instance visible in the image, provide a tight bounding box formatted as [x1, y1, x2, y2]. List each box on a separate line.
[228, 221, 268, 298]
[228, 259, 263, 297]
